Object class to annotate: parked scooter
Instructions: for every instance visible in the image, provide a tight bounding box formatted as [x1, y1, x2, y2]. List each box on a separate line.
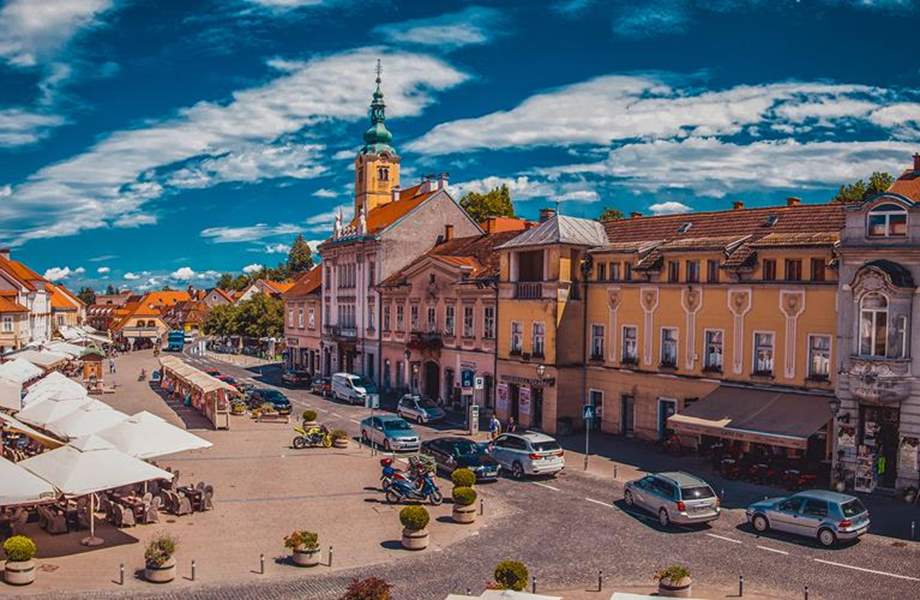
[380, 458, 411, 492]
[292, 424, 332, 449]
[385, 470, 443, 505]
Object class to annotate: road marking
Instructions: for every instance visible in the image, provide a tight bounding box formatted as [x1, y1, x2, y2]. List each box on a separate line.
[706, 533, 742, 544]
[331, 412, 342, 418]
[349, 418, 360, 424]
[812, 559, 920, 582]
[755, 544, 789, 555]
[584, 497, 609, 507]
[532, 482, 560, 492]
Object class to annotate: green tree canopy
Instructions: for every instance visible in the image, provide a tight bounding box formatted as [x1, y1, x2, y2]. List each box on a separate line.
[459, 184, 514, 223]
[832, 172, 894, 203]
[598, 206, 625, 221]
[105, 284, 117, 295]
[202, 294, 284, 339]
[286, 235, 314, 274]
[76, 287, 96, 305]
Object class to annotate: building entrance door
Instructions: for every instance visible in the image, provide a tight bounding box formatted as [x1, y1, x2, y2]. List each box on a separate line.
[531, 387, 544, 430]
[424, 361, 440, 401]
[860, 405, 900, 489]
[657, 398, 677, 440]
[621, 395, 635, 436]
[510, 384, 520, 421]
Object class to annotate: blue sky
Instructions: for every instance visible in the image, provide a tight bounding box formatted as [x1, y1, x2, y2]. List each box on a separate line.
[1, 0, 919, 291]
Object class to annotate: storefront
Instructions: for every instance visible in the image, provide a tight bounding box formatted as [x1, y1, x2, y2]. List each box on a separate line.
[495, 361, 559, 432]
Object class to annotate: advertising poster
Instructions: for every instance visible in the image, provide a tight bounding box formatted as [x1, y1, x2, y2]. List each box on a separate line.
[519, 386, 531, 418]
[496, 383, 509, 414]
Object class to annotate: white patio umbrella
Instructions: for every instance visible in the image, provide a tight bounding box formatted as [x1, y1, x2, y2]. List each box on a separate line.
[46, 403, 129, 439]
[19, 435, 173, 545]
[0, 358, 43, 384]
[0, 412, 65, 448]
[0, 376, 21, 412]
[97, 411, 212, 459]
[22, 380, 88, 409]
[0, 457, 57, 507]
[28, 371, 85, 396]
[16, 395, 92, 429]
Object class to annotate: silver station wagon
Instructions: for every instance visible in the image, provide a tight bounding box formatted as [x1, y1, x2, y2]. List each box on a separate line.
[624, 471, 721, 527]
[745, 490, 870, 547]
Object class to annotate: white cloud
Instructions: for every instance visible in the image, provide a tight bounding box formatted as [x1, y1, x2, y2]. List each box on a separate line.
[649, 201, 693, 215]
[613, 1, 689, 39]
[243, 263, 264, 274]
[0, 184, 10, 197]
[96, 266, 110, 274]
[123, 272, 140, 281]
[264, 242, 291, 254]
[557, 189, 599, 203]
[245, 0, 324, 9]
[373, 7, 503, 51]
[170, 266, 220, 281]
[171, 267, 196, 281]
[43, 265, 83, 281]
[408, 76, 889, 155]
[201, 223, 304, 243]
[1, 48, 467, 245]
[168, 142, 327, 189]
[0, 108, 65, 147]
[312, 188, 337, 198]
[332, 149, 354, 160]
[0, 0, 113, 67]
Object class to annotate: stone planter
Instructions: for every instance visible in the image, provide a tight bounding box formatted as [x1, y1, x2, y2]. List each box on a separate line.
[144, 557, 176, 583]
[4, 560, 36, 586]
[452, 503, 477, 524]
[291, 547, 321, 567]
[401, 527, 429, 551]
[333, 437, 349, 449]
[658, 576, 692, 598]
[302, 420, 318, 428]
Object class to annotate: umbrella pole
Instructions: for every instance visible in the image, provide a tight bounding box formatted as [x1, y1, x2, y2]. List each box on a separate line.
[80, 493, 103, 547]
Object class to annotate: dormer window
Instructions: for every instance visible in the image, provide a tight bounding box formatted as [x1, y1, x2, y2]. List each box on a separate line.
[677, 222, 692, 234]
[867, 203, 907, 238]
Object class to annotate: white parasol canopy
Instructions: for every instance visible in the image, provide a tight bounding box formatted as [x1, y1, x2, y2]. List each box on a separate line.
[46, 403, 129, 439]
[18, 435, 174, 497]
[0, 376, 21, 411]
[0, 457, 57, 507]
[22, 378, 88, 409]
[0, 411, 64, 447]
[9, 349, 69, 369]
[0, 358, 44, 384]
[44, 341, 87, 359]
[97, 411, 213, 459]
[28, 371, 85, 395]
[16, 395, 93, 429]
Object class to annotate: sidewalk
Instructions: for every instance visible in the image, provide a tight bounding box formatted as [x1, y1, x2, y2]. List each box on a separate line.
[556, 431, 920, 541]
[551, 582, 785, 599]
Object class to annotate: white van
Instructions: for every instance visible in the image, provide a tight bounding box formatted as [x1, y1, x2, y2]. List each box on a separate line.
[331, 372, 379, 407]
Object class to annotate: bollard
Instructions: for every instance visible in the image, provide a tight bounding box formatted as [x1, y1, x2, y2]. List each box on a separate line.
[613, 465, 618, 480]
[598, 569, 603, 592]
[466, 589, 471, 596]
[739, 575, 744, 597]
[532, 576, 537, 594]
[804, 585, 809, 600]
[119, 563, 124, 586]
[912, 520, 916, 540]
[191, 560, 196, 582]
[260, 553, 265, 575]
[480, 497, 484, 516]
[329, 545, 334, 567]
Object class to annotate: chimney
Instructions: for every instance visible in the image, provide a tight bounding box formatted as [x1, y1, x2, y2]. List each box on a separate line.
[786, 197, 801, 207]
[391, 185, 401, 203]
[437, 172, 449, 191]
[539, 208, 557, 223]
[444, 224, 454, 242]
[630, 211, 642, 219]
[0, 248, 9, 260]
[913, 153, 920, 172]
[733, 201, 744, 210]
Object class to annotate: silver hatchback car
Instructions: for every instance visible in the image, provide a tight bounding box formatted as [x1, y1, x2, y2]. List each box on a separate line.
[745, 490, 870, 547]
[624, 472, 721, 527]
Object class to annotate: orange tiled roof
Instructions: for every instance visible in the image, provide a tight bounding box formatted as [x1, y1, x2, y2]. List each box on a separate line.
[0, 295, 28, 313]
[48, 284, 81, 311]
[0, 256, 45, 291]
[284, 266, 322, 298]
[347, 184, 438, 235]
[888, 167, 920, 202]
[262, 280, 295, 294]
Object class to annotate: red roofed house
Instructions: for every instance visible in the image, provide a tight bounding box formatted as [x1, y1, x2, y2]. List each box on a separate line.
[48, 283, 86, 332]
[316, 72, 481, 384]
[0, 248, 52, 352]
[111, 290, 191, 349]
[236, 279, 295, 303]
[282, 265, 323, 377]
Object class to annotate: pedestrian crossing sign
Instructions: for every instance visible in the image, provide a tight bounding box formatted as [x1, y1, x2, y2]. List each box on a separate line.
[583, 404, 596, 421]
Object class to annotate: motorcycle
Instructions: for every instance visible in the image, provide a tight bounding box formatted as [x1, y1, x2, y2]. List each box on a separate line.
[380, 458, 412, 492]
[385, 470, 443, 505]
[292, 424, 332, 449]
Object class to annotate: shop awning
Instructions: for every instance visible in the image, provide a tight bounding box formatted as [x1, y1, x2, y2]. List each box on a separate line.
[667, 386, 832, 449]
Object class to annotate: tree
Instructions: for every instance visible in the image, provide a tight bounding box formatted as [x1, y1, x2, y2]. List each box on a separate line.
[832, 171, 894, 203]
[202, 294, 284, 339]
[76, 287, 96, 305]
[105, 284, 117, 295]
[287, 234, 314, 274]
[459, 184, 514, 223]
[598, 206, 625, 221]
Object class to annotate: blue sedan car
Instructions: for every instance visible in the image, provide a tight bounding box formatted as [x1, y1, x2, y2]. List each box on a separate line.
[746, 490, 870, 547]
[359, 415, 420, 452]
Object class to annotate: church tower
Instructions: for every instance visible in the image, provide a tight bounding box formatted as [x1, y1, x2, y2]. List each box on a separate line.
[354, 60, 401, 216]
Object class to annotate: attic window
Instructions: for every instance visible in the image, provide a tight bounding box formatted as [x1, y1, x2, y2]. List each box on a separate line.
[677, 222, 692, 234]
[763, 214, 779, 227]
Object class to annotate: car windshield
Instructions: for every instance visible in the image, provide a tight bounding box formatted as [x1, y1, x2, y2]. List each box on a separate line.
[384, 420, 411, 431]
[840, 498, 866, 517]
[532, 441, 561, 452]
[452, 441, 481, 456]
[419, 398, 439, 409]
[355, 378, 377, 393]
[681, 485, 715, 499]
[263, 390, 288, 403]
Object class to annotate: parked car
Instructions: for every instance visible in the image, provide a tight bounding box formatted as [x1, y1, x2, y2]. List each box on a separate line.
[487, 432, 565, 479]
[248, 388, 292, 415]
[216, 374, 241, 391]
[331, 372, 379, 407]
[359, 415, 420, 452]
[281, 369, 311, 387]
[396, 394, 446, 424]
[311, 377, 331, 397]
[624, 472, 721, 527]
[745, 490, 869, 547]
[421, 437, 500, 481]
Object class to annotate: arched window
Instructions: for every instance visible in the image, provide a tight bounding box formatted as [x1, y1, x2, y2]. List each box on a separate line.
[867, 203, 907, 238]
[859, 292, 888, 357]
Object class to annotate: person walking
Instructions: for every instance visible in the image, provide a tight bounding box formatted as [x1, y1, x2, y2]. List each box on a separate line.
[489, 414, 502, 440]
[506, 416, 517, 433]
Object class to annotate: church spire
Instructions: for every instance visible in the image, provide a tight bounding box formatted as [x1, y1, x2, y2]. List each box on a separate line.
[361, 58, 395, 154]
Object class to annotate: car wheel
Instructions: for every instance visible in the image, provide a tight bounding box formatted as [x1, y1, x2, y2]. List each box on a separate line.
[385, 489, 400, 504]
[818, 528, 837, 548]
[361, 430, 369, 444]
[658, 508, 671, 528]
[752, 514, 769, 533]
[624, 489, 634, 507]
[511, 462, 525, 480]
[429, 490, 443, 505]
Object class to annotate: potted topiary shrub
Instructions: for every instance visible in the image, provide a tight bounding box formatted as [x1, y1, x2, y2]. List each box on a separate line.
[144, 533, 178, 583]
[399, 505, 430, 550]
[301, 409, 318, 426]
[493, 560, 528, 591]
[2, 535, 37, 586]
[342, 577, 391, 600]
[331, 429, 349, 449]
[655, 565, 692, 598]
[452, 486, 477, 524]
[284, 530, 321, 567]
[451, 467, 477, 488]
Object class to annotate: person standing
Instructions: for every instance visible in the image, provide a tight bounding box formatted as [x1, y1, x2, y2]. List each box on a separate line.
[489, 414, 502, 440]
[506, 416, 517, 433]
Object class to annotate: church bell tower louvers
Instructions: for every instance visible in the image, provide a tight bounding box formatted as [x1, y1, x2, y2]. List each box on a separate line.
[354, 59, 401, 217]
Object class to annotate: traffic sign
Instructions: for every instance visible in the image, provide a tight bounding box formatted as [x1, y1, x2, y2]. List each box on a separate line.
[474, 376, 485, 390]
[461, 369, 475, 389]
[583, 404, 596, 421]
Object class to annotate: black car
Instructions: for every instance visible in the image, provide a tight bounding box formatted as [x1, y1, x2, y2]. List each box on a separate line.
[281, 369, 311, 387]
[421, 437, 501, 482]
[248, 388, 292, 415]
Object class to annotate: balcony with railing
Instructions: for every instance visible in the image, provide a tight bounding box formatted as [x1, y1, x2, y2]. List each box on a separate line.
[514, 281, 543, 299]
[324, 325, 357, 339]
[845, 355, 912, 403]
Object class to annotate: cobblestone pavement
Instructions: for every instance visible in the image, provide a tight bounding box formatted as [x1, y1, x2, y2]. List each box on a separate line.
[31, 351, 918, 600]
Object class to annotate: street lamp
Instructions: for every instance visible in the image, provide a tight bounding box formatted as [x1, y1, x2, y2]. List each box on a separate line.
[404, 348, 412, 393]
[535, 364, 546, 380]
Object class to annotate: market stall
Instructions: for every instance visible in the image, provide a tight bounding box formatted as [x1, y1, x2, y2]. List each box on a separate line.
[158, 355, 237, 430]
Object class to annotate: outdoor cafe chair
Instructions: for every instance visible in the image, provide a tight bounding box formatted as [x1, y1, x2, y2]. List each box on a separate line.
[175, 493, 192, 516]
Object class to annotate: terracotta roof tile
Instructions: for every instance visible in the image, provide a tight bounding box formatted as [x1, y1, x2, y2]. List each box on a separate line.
[0, 296, 28, 313]
[283, 266, 322, 298]
[888, 167, 920, 203]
